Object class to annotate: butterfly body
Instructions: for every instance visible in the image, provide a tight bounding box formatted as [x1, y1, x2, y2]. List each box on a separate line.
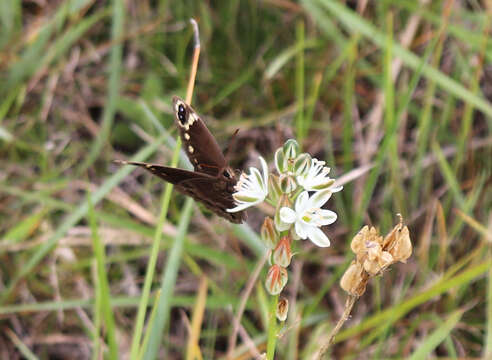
[116, 97, 245, 224]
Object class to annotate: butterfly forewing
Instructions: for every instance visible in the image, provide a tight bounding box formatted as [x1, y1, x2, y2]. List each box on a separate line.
[172, 96, 226, 176]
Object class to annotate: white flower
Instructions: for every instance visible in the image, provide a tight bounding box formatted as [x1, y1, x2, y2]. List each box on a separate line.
[227, 156, 269, 212]
[279, 190, 337, 247]
[296, 158, 343, 192]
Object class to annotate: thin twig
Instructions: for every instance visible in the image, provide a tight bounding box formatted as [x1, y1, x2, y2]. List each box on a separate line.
[317, 295, 358, 359]
[186, 19, 200, 105]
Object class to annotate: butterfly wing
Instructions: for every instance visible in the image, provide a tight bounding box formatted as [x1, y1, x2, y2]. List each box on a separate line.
[116, 161, 245, 223]
[178, 177, 245, 224]
[172, 96, 226, 176]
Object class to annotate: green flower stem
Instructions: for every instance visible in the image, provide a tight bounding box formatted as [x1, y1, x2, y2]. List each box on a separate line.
[266, 294, 279, 359]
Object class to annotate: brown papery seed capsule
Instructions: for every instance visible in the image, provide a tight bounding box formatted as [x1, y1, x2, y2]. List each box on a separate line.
[276, 298, 289, 321]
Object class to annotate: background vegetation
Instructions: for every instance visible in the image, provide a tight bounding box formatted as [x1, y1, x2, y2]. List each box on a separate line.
[0, 0, 491, 358]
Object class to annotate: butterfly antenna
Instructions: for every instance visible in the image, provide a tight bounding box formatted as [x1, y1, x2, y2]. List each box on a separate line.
[186, 19, 201, 104]
[224, 128, 239, 164]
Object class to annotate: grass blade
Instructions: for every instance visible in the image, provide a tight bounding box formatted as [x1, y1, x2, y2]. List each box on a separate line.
[142, 198, 194, 359]
[129, 137, 182, 359]
[88, 194, 118, 359]
[186, 276, 208, 360]
[4, 328, 39, 360]
[408, 309, 464, 360]
[79, 0, 124, 172]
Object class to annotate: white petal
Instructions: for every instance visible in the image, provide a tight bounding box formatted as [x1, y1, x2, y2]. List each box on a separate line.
[227, 202, 255, 213]
[250, 167, 263, 188]
[295, 221, 309, 239]
[308, 189, 332, 208]
[280, 207, 296, 224]
[331, 185, 343, 193]
[316, 209, 337, 226]
[307, 227, 331, 247]
[295, 191, 309, 213]
[259, 156, 269, 188]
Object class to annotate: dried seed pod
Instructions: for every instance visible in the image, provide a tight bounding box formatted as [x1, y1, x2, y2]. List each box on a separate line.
[341, 217, 412, 295]
[340, 262, 369, 296]
[276, 298, 289, 321]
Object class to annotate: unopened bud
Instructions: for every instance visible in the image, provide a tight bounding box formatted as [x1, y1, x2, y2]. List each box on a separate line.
[283, 139, 300, 160]
[261, 217, 278, 249]
[273, 236, 292, 267]
[279, 174, 297, 194]
[274, 147, 286, 174]
[268, 174, 282, 203]
[265, 264, 288, 295]
[294, 153, 312, 176]
[276, 298, 289, 321]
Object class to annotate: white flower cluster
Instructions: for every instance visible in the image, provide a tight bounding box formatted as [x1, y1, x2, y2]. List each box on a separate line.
[228, 139, 342, 248]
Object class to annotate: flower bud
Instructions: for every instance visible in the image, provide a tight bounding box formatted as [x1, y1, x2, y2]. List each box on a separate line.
[273, 236, 292, 267]
[268, 174, 282, 203]
[261, 217, 278, 249]
[265, 264, 288, 295]
[294, 153, 312, 176]
[283, 139, 300, 160]
[279, 173, 297, 194]
[276, 298, 289, 322]
[274, 147, 286, 174]
[274, 195, 292, 232]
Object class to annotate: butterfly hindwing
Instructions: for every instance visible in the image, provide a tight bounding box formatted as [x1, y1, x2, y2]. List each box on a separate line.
[116, 160, 244, 224]
[116, 161, 210, 185]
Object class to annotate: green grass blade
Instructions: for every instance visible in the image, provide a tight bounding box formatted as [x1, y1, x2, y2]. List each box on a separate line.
[486, 246, 492, 359]
[0, 0, 21, 47]
[4, 328, 39, 360]
[295, 20, 305, 144]
[432, 141, 466, 208]
[142, 198, 194, 359]
[0, 294, 245, 315]
[264, 39, 318, 80]
[92, 259, 102, 360]
[88, 194, 118, 359]
[129, 137, 182, 359]
[137, 290, 162, 360]
[79, 0, 124, 173]
[408, 309, 464, 360]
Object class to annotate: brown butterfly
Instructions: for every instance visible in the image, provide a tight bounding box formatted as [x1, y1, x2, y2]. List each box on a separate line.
[116, 96, 245, 224]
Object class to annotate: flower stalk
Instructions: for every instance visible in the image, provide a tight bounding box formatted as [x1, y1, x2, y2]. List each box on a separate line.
[266, 294, 279, 360]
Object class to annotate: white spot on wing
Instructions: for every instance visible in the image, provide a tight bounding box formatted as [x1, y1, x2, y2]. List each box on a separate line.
[184, 133, 190, 140]
[188, 145, 194, 153]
